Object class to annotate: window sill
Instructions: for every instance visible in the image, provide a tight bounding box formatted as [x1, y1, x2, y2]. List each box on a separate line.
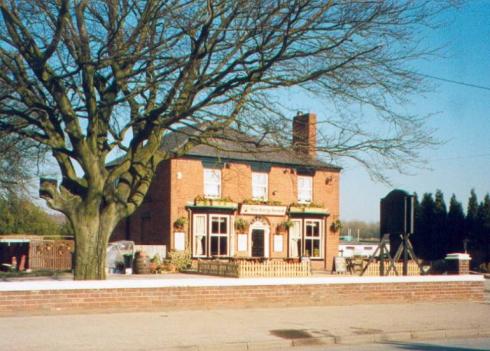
[302, 257, 324, 261]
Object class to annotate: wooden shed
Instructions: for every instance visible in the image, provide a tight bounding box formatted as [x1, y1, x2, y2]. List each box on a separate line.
[0, 234, 74, 271]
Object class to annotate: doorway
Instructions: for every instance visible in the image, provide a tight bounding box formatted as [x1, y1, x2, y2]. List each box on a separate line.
[248, 219, 270, 258]
[251, 229, 265, 257]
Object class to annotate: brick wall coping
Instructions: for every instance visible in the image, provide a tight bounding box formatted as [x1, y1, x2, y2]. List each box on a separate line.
[0, 275, 483, 292]
[445, 253, 471, 260]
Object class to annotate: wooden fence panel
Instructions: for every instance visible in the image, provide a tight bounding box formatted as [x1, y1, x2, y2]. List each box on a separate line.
[362, 261, 420, 276]
[29, 240, 74, 270]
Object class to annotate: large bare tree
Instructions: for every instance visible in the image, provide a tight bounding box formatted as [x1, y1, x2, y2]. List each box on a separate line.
[0, 0, 450, 279]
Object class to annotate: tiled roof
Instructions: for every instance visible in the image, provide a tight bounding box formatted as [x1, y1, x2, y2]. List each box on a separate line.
[163, 126, 341, 170]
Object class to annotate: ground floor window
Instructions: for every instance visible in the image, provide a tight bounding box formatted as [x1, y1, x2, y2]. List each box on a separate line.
[193, 214, 207, 257]
[192, 213, 230, 257]
[210, 215, 229, 256]
[289, 219, 302, 258]
[304, 220, 322, 258]
[288, 218, 324, 259]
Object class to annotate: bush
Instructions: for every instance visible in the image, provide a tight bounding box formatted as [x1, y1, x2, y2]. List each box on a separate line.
[429, 259, 448, 274]
[479, 262, 490, 273]
[168, 249, 192, 272]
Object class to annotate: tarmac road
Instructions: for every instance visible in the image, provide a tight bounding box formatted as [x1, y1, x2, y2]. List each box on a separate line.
[1, 300, 489, 351]
[284, 337, 490, 351]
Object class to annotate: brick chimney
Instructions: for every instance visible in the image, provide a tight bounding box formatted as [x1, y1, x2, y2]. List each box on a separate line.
[292, 112, 317, 158]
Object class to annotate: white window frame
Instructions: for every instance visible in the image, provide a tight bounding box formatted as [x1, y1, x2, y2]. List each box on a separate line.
[303, 219, 323, 258]
[252, 172, 268, 201]
[204, 168, 221, 199]
[209, 214, 230, 257]
[298, 176, 313, 203]
[288, 219, 302, 258]
[192, 214, 207, 257]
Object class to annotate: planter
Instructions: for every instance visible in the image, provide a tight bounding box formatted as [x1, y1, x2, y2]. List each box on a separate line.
[289, 206, 328, 215]
[275, 227, 288, 235]
[195, 199, 238, 209]
[330, 219, 342, 233]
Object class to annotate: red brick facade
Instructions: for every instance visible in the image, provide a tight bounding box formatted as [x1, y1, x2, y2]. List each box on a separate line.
[113, 113, 341, 271]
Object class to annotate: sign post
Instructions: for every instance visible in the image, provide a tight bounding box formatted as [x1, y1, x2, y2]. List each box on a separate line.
[379, 189, 422, 276]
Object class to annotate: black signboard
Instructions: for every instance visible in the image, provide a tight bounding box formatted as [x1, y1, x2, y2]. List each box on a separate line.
[380, 189, 414, 235]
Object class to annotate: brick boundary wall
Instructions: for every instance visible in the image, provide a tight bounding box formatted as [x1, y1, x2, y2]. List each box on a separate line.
[0, 276, 484, 316]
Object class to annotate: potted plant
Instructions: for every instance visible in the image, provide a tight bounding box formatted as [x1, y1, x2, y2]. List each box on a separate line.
[212, 196, 234, 207]
[330, 219, 343, 233]
[276, 220, 294, 233]
[149, 254, 162, 274]
[194, 195, 210, 206]
[234, 218, 249, 233]
[174, 217, 187, 230]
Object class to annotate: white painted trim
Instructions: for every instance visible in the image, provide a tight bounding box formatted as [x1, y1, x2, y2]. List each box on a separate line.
[445, 253, 471, 260]
[203, 168, 221, 198]
[298, 175, 313, 203]
[0, 275, 483, 292]
[251, 172, 268, 201]
[304, 218, 323, 258]
[208, 214, 230, 256]
[192, 214, 207, 257]
[289, 219, 302, 258]
[249, 219, 270, 258]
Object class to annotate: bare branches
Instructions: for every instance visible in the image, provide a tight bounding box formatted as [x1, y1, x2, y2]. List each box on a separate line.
[0, 132, 47, 194]
[0, 0, 452, 213]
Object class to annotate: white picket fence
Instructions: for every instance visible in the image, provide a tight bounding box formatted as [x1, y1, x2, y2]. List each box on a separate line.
[198, 260, 311, 278]
[361, 261, 421, 276]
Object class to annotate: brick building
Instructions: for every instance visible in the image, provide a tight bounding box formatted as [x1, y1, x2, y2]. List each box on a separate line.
[112, 113, 341, 271]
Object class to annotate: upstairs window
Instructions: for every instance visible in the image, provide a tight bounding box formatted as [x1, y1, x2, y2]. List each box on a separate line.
[252, 172, 268, 201]
[204, 168, 221, 198]
[298, 176, 313, 203]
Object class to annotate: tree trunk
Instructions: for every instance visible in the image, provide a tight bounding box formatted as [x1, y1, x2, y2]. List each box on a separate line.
[71, 207, 119, 280]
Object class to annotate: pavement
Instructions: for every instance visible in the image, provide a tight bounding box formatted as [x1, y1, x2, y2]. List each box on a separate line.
[0, 276, 488, 350]
[1, 286, 490, 350]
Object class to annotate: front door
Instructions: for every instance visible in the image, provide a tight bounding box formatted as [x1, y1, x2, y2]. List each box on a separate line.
[251, 229, 265, 257]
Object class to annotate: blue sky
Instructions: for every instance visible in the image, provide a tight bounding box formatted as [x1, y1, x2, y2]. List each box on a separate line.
[339, 1, 490, 221]
[37, 2, 489, 222]
[276, 2, 490, 221]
